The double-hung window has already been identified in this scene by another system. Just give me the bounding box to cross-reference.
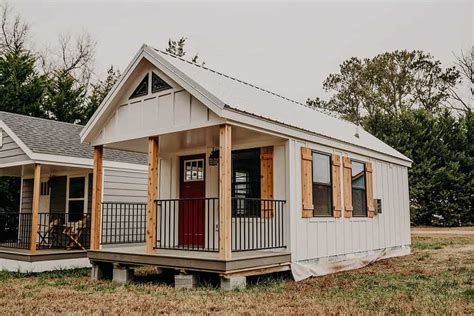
[351,161,367,217]
[231,148,261,217]
[312,152,332,217]
[68,177,85,221]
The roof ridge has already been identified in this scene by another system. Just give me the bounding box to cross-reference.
[154,48,347,122]
[0,111,84,128]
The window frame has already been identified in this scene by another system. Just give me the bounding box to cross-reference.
[231,148,261,218]
[350,159,368,217]
[151,72,172,93]
[129,74,149,99]
[66,175,88,221]
[183,158,205,182]
[311,150,333,217]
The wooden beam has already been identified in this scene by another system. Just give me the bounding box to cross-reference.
[146,137,159,254]
[219,124,232,260]
[91,146,103,250]
[30,163,41,254]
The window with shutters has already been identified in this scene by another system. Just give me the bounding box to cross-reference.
[312,152,333,216]
[231,148,261,217]
[351,160,367,217]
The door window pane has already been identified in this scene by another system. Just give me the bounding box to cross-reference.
[184,159,204,182]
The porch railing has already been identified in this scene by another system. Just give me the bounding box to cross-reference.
[0,211,91,250]
[101,202,147,245]
[0,212,31,249]
[231,198,286,251]
[156,198,220,252]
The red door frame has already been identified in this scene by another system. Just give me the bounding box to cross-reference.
[179,154,206,247]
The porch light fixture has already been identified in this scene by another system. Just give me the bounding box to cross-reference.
[209,148,219,166]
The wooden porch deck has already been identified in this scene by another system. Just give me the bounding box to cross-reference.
[0,247,86,262]
[89,245,291,276]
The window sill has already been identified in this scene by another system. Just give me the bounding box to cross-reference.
[349,217,371,223]
[309,217,336,223]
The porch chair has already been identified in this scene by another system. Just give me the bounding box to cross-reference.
[62,214,90,250]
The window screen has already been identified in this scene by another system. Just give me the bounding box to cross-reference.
[312,152,332,216]
[351,161,367,217]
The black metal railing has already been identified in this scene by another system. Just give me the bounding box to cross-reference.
[37,212,91,250]
[101,202,147,245]
[156,198,219,252]
[0,211,91,250]
[231,198,286,251]
[0,212,31,249]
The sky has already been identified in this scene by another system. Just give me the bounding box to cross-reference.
[12,0,473,103]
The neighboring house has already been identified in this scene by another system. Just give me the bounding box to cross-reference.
[0,111,147,272]
[80,45,412,290]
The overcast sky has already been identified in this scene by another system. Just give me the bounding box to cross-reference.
[13,0,473,102]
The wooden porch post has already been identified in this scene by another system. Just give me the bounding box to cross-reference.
[146,136,159,254]
[30,163,41,254]
[91,146,103,250]
[219,124,232,260]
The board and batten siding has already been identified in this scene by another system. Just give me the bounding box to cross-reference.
[0,129,29,165]
[94,63,223,146]
[291,141,411,262]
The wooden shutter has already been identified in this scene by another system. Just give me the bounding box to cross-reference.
[301,147,313,218]
[365,162,375,218]
[331,154,342,218]
[260,146,274,218]
[342,156,353,217]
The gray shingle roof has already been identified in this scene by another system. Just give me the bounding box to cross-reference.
[0,111,146,165]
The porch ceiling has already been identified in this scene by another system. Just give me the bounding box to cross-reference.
[103,125,286,155]
[0,163,91,177]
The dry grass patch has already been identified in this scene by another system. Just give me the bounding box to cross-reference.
[0,233,473,314]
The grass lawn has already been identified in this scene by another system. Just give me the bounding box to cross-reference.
[0,232,473,314]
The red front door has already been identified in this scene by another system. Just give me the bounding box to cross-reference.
[179,154,206,247]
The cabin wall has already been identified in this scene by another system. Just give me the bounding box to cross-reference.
[93,62,223,146]
[0,129,29,165]
[100,168,148,244]
[291,140,411,262]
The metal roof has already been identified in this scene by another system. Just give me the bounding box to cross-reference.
[152,48,410,162]
[0,111,146,165]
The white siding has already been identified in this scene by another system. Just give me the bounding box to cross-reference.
[94,63,223,146]
[292,141,411,262]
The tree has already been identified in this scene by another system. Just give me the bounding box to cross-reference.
[41,33,96,123]
[0,3,45,116]
[166,37,204,65]
[308,50,461,124]
[81,66,120,124]
[449,48,473,112]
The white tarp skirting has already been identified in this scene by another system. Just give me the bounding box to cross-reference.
[291,245,411,282]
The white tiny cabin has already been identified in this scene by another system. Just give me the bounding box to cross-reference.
[80,45,412,283]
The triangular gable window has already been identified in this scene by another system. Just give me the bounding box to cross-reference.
[152,72,172,93]
[129,74,149,99]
